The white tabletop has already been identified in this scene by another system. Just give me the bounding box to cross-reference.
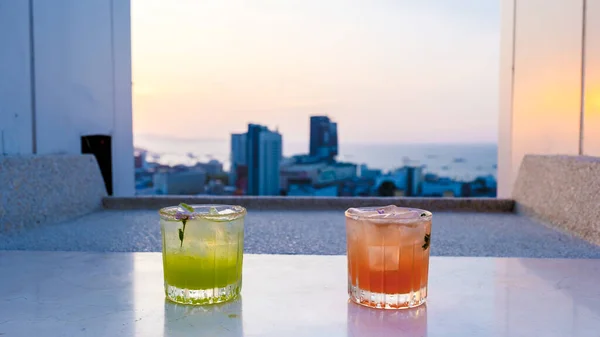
[1,251,600,337]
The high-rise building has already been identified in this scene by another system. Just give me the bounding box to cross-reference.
[230,133,247,186]
[231,133,247,167]
[309,116,338,161]
[246,124,282,196]
[153,169,206,195]
[309,116,327,157]
[330,122,338,157]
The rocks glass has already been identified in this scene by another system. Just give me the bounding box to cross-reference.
[346,205,432,309]
[159,204,246,305]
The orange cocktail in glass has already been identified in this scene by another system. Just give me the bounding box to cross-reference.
[346,205,432,309]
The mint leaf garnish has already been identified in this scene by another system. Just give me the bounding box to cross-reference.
[176,203,194,248]
[180,203,194,213]
[422,233,431,250]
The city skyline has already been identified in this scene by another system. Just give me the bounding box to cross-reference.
[134,132,498,145]
[133,116,497,197]
[131,0,499,144]
[134,115,498,186]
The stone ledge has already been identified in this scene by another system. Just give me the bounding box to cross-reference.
[0,154,107,232]
[513,155,600,245]
[103,196,514,212]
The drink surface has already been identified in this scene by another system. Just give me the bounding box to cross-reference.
[346,206,431,309]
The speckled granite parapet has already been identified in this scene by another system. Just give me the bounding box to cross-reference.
[0,155,107,233]
[513,155,600,245]
[103,196,514,213]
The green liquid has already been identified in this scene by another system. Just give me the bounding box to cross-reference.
[163,252,242,289]
[161,216,244,297]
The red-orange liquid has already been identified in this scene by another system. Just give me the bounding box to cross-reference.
[347,218,431,295]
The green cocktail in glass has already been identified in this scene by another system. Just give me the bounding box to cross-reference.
[159,204,246,305]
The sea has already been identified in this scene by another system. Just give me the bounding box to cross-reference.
[134,134,497,182]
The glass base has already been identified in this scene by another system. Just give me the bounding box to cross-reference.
[165,280,241,305]
[349,283,427,309]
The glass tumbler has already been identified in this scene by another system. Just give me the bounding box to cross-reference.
[159,204,246,305]
[346,205,432,309]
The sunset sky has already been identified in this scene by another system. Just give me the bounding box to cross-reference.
[131,0,499,144]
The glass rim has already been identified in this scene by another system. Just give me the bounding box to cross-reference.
[345,205,432,224]
[159,204,247,221]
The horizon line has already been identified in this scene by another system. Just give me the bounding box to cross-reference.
[134,133,498,146]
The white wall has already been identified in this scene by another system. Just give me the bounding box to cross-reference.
[33,0,115,154]
[499,0,586,197]
[0,1,33,155]
[0,0,134,196]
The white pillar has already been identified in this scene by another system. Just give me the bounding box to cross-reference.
[498,0,516,198]
[499,0,585,197]
[583,0,600,156]
[111,0,135,196]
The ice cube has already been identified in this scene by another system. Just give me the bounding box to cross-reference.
[213,225,227,242]
[347,205,427,223]
[218,208,236,215]
[368,246,401,271]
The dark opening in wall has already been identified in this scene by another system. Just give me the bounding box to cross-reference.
[81,135,113,195]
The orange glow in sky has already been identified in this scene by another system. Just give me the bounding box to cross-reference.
[131,0,499,144]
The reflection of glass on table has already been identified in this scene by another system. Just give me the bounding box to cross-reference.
[347,301,428,337]
[163,298,243,337]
